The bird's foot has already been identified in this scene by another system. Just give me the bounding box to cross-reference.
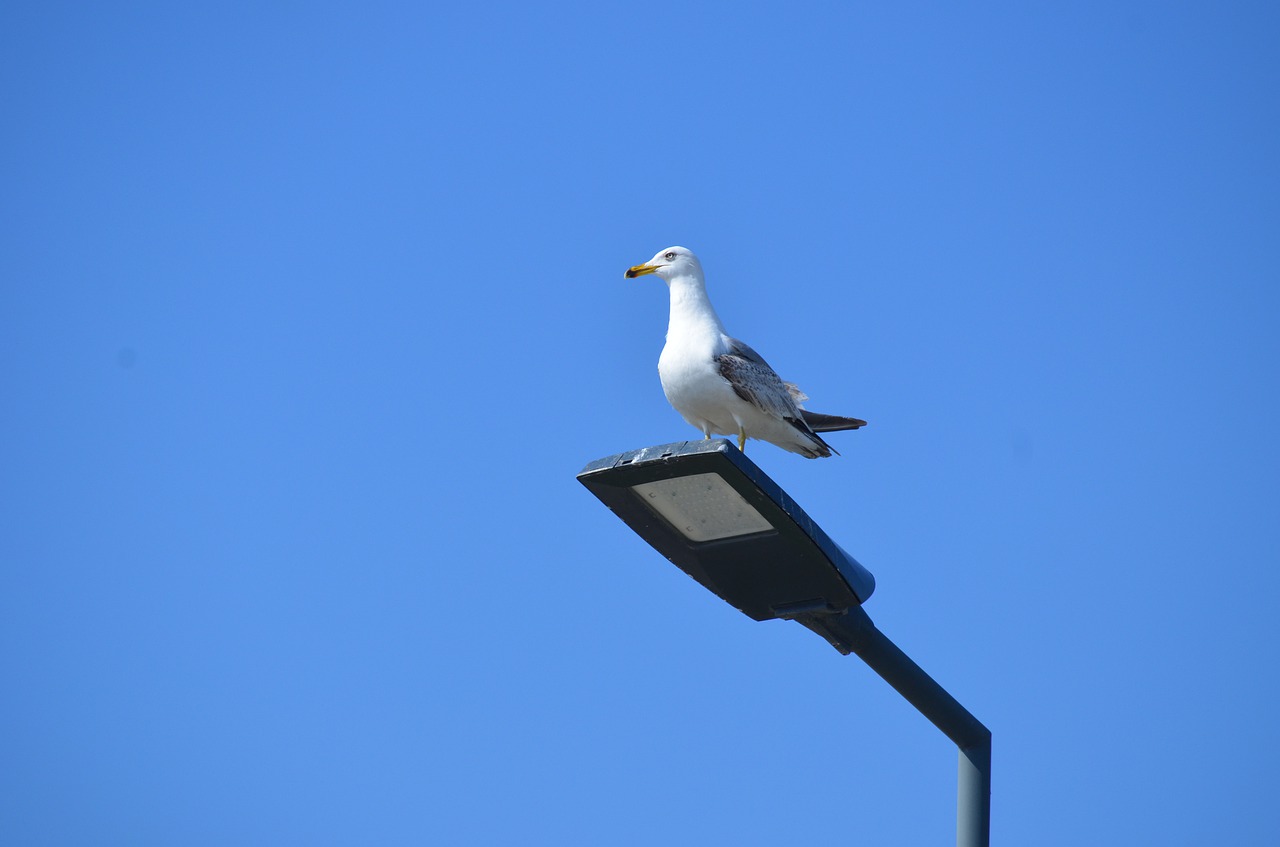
[737,427,746,453]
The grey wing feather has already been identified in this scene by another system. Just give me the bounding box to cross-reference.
[783,382,809,406]
[723,336,868,435]
[717,337,806,421]
[725,337,772,367]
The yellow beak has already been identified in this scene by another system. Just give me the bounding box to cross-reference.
[625,262,661,279]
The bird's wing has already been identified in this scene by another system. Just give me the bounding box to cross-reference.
[725,337,867,431]
[716,337,807,423]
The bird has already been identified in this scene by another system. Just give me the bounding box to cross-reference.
[625,245,866,459]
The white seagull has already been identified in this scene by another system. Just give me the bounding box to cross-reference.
[626,245,866,459]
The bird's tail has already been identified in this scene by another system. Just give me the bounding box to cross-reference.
[800,411,868,432]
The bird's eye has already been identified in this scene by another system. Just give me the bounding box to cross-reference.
[664,251,676,260]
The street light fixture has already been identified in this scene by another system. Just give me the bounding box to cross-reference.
[578,439,992,847]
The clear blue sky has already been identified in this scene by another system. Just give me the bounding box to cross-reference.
[3,2,1278,844]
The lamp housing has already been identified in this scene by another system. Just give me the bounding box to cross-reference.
[577,439,874,621]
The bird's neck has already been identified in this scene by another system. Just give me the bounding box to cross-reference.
[666,275,726,346]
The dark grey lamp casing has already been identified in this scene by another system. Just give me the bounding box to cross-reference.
[576,439,875,621]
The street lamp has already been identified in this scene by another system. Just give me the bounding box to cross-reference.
[578,439,992,847]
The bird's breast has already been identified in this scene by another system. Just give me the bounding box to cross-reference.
[658,337,739,421]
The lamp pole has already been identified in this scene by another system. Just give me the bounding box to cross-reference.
[578,439,991,846]
[795,606,991,847]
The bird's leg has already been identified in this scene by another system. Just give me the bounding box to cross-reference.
[737,426,747,453]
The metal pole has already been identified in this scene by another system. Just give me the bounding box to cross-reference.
[957,741,992,847]
[796,606,991,847]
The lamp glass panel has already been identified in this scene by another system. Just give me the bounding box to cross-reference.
[631,472,774,542]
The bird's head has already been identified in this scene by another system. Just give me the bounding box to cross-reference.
[625,246,702,282]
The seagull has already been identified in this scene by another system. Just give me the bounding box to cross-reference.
[626,246,866,459]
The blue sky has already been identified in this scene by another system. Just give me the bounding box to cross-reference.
[3,2,1278,844]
